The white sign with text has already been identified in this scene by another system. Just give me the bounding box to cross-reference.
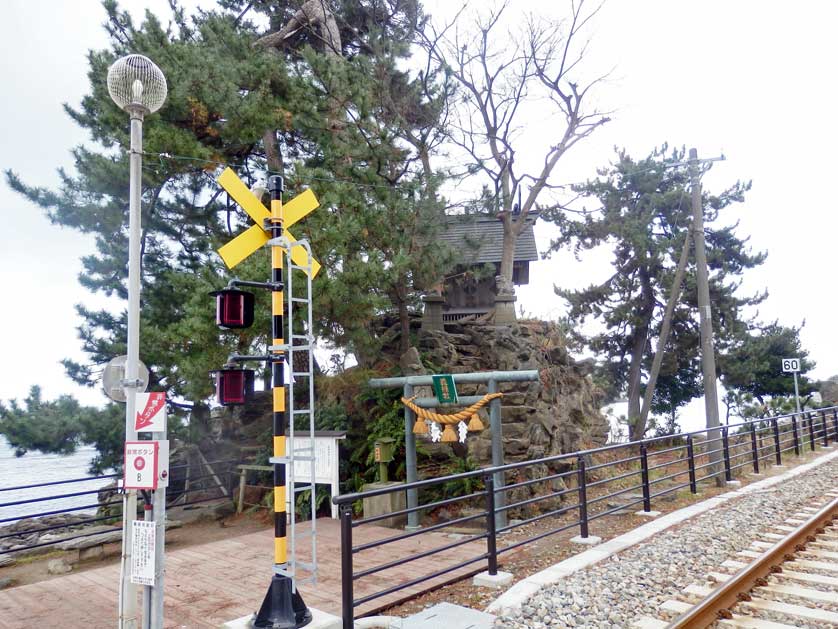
[124,441,159,490]
[135,392,167,433]
[130,520,156,586]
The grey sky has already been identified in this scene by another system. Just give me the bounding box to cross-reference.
[1,1,836,432]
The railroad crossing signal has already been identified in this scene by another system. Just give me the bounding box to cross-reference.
[216,167,321,275]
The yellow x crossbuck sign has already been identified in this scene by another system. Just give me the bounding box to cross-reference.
[216,167,321,277]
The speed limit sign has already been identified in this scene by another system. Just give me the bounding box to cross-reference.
[782,357,801,373]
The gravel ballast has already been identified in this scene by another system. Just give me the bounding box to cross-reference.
[493,452,838,628]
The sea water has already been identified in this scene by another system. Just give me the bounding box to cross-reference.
[0,436,112,524]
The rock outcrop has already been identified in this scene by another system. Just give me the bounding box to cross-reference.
[416,319,609,467]
[820,376,838,406]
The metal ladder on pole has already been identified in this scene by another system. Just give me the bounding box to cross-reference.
[271,237,318,589]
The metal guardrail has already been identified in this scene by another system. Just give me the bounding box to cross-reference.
[332,407,838,628]
[0,458,239,556]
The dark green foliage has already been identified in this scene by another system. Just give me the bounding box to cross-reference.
[354,388,405,483]
[0,386,178,474]
[720,322,816,420]
[295,486,332,521]
[2,0,455,463]
[549,146,766,439]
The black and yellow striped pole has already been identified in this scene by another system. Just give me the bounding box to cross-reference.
[254,175,311,628]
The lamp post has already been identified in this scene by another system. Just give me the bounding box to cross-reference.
[107,54,167,629]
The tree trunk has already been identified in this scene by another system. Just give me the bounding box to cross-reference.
[189,402,212,440]
[393,277,411,354]
[627,330,648,441]
[398,298,410,354]
[499,215,519,281]
[263,129,283,173]
[628,266,655,441]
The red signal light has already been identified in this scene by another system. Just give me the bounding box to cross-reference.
[211,367,255,405]
[210,289,255,329]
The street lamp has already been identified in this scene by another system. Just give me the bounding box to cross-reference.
[107,54,167,629]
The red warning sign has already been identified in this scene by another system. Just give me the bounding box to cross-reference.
[124,441,159,490]
[135,392,167,433]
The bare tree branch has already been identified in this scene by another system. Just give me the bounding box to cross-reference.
[420,0,611,282]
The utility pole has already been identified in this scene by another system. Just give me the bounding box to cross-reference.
[689,148,723,484]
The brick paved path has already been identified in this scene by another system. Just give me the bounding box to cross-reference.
[0,518,495,628]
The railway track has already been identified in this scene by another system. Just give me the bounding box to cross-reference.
[633,491,838,629]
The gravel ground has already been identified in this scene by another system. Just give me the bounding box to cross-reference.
[494,453,838,629]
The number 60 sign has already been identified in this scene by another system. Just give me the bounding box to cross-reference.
[781,357,801,373]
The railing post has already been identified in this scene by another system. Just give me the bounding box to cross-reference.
[686,436,697,493]
[772,417,782,465]
[576,454,589,539]
[339,503,354,629]
[791,414,800,456]
[403,382,420,530]
[639,442,651,512]
[808,412,816,451]
[484,473,498,576]
[822,411,829,446]
[488,379,507,530]
[236,466,246,514]
[722,426,732,482]
[833,409,838,443]
[749,422,760,474]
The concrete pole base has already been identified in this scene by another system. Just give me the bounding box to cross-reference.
[473,570,514,589]
[224,607,340,629]
[570,535,602,546]
[634,510,661,518]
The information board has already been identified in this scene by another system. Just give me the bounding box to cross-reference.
[130,520,156,586]
[283,432,345,518]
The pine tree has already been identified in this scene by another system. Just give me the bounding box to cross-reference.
[2,0,452,462]
[550,146,767,439]
[0,386,130,474]
[719,322,816,420]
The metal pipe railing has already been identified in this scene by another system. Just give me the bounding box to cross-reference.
[328,404,838,626]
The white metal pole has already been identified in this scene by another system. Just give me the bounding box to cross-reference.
[793,371,802,414]
[150,429,166,629]
[142,502,152,626]
[119,110,144,629]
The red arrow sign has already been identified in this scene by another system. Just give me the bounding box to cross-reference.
[136,392,166,431]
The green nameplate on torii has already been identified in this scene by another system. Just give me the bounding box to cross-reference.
[432,374,458,404]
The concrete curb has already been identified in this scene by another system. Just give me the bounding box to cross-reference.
[486,447,838,616]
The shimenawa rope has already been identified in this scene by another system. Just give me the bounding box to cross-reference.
[401,392,503,441]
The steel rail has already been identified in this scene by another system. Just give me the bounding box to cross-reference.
[667,494,838,628]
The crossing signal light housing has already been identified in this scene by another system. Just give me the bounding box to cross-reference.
[212,366,255,406]
[210,288,255,329]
